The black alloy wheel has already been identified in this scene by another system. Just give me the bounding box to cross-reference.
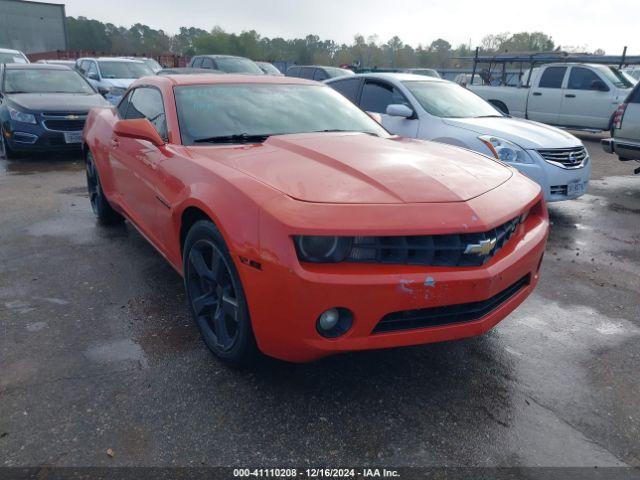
[183,221,257,365]
[85,150,124,225]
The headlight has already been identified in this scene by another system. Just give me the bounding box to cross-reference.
[8,106,36,124]
[294,236,352,263]
[478,135,532,164]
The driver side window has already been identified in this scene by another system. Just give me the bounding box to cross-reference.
[360,81,410,114]
[126,87,168,140]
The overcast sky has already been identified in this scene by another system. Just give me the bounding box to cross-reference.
[59,0,637,54]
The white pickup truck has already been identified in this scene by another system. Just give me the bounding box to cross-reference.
[469,63,634,131]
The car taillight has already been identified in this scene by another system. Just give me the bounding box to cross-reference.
[613,103,627,129]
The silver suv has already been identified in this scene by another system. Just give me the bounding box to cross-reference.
[602,83,640,174]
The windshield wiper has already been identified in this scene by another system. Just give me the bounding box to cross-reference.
[310,129,380,137]
[193,133,271,144]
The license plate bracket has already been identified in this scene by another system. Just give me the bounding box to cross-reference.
[567,180,584,196]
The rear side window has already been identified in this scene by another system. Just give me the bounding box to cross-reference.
[202,58,215,69]
[286,66,300,77]
[313,69,329,81]
[117,90,132,118]
[329,78,361,103]
[628,85,640,104]
[568,67,604,90]
[299,67,315,80]
[538,67,567,88]
[125,87,167,140]
[360,81,410,114]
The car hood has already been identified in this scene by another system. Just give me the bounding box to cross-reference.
[442,116,581,149]
[195,132,513,204]
[101,78,135,89]
[8,93,110,113]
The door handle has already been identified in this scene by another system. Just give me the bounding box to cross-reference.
[565,94,576,98]
[532,92,542,96]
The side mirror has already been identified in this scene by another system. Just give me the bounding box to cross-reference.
[367,111,382,124]
[114,119,165,147]
[97,86,109,98]
[591,79,609,91]
[88,72,99,81]
[386,104,414,118]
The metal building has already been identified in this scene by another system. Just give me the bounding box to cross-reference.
[0,0,67,54]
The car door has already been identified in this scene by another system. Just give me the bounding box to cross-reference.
[559,66,613,129]
[616,85,640,159]
[110,86,168,245]
[358,79,419,137]
[527,66,567,125]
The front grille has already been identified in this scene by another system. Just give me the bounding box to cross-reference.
[537,146,588,169]
[373,274,530,334]
[346,216,521,267]
[43,119,86,132]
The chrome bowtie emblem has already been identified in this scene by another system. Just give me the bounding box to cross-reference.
[464,238,497,256]
[66,114,79,120]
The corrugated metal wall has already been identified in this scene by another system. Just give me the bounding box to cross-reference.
[0,0,67,54]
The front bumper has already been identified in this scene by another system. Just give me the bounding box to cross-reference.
[515,150,591,202]
[240,178,548,362]
[6,129,83,153]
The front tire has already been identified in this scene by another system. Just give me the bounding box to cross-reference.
[85,150,124,225]
[0,131,18,160]
[183,220,258,366]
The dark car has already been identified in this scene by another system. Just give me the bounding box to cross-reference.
[286,65,354,81]
[156,67,225,76]
[187,55,264,74]
[0,64,110,159]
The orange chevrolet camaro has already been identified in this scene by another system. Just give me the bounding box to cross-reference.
[83,74,548,364]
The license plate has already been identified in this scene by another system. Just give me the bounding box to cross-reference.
[567,180,585,196]
[64,131,83,144]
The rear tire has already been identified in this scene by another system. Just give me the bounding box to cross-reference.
[183,220,258,366]
[85,150,124,225]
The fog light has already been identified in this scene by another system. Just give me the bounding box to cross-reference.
[316,307,353,338]
[318,308,339,331]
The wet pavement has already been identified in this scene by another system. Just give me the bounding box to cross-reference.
[0,135,639,468]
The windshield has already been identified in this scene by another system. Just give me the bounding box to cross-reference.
[143,58,162,72]
[174,83,388,145]
[324,67,354,78]
[4,68,95,94]
[214,57,263,74]
[98,61,153,79]
[596,66,634,89]
[0,52,28,64]
[403,81,501,118]
[258,62,281,75]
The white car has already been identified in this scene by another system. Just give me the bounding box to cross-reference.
[75,57,154,104]
[326,73,591,202]
[602,81,640,171]
[468,63,633,131]
[0,48,29,64]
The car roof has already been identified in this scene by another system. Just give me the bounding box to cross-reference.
[79,57,146,63]
[193,54,247,59]
[3,63,72,71]
[0,48,23,54]
[328,72,447,83]
[135,74,318,88]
